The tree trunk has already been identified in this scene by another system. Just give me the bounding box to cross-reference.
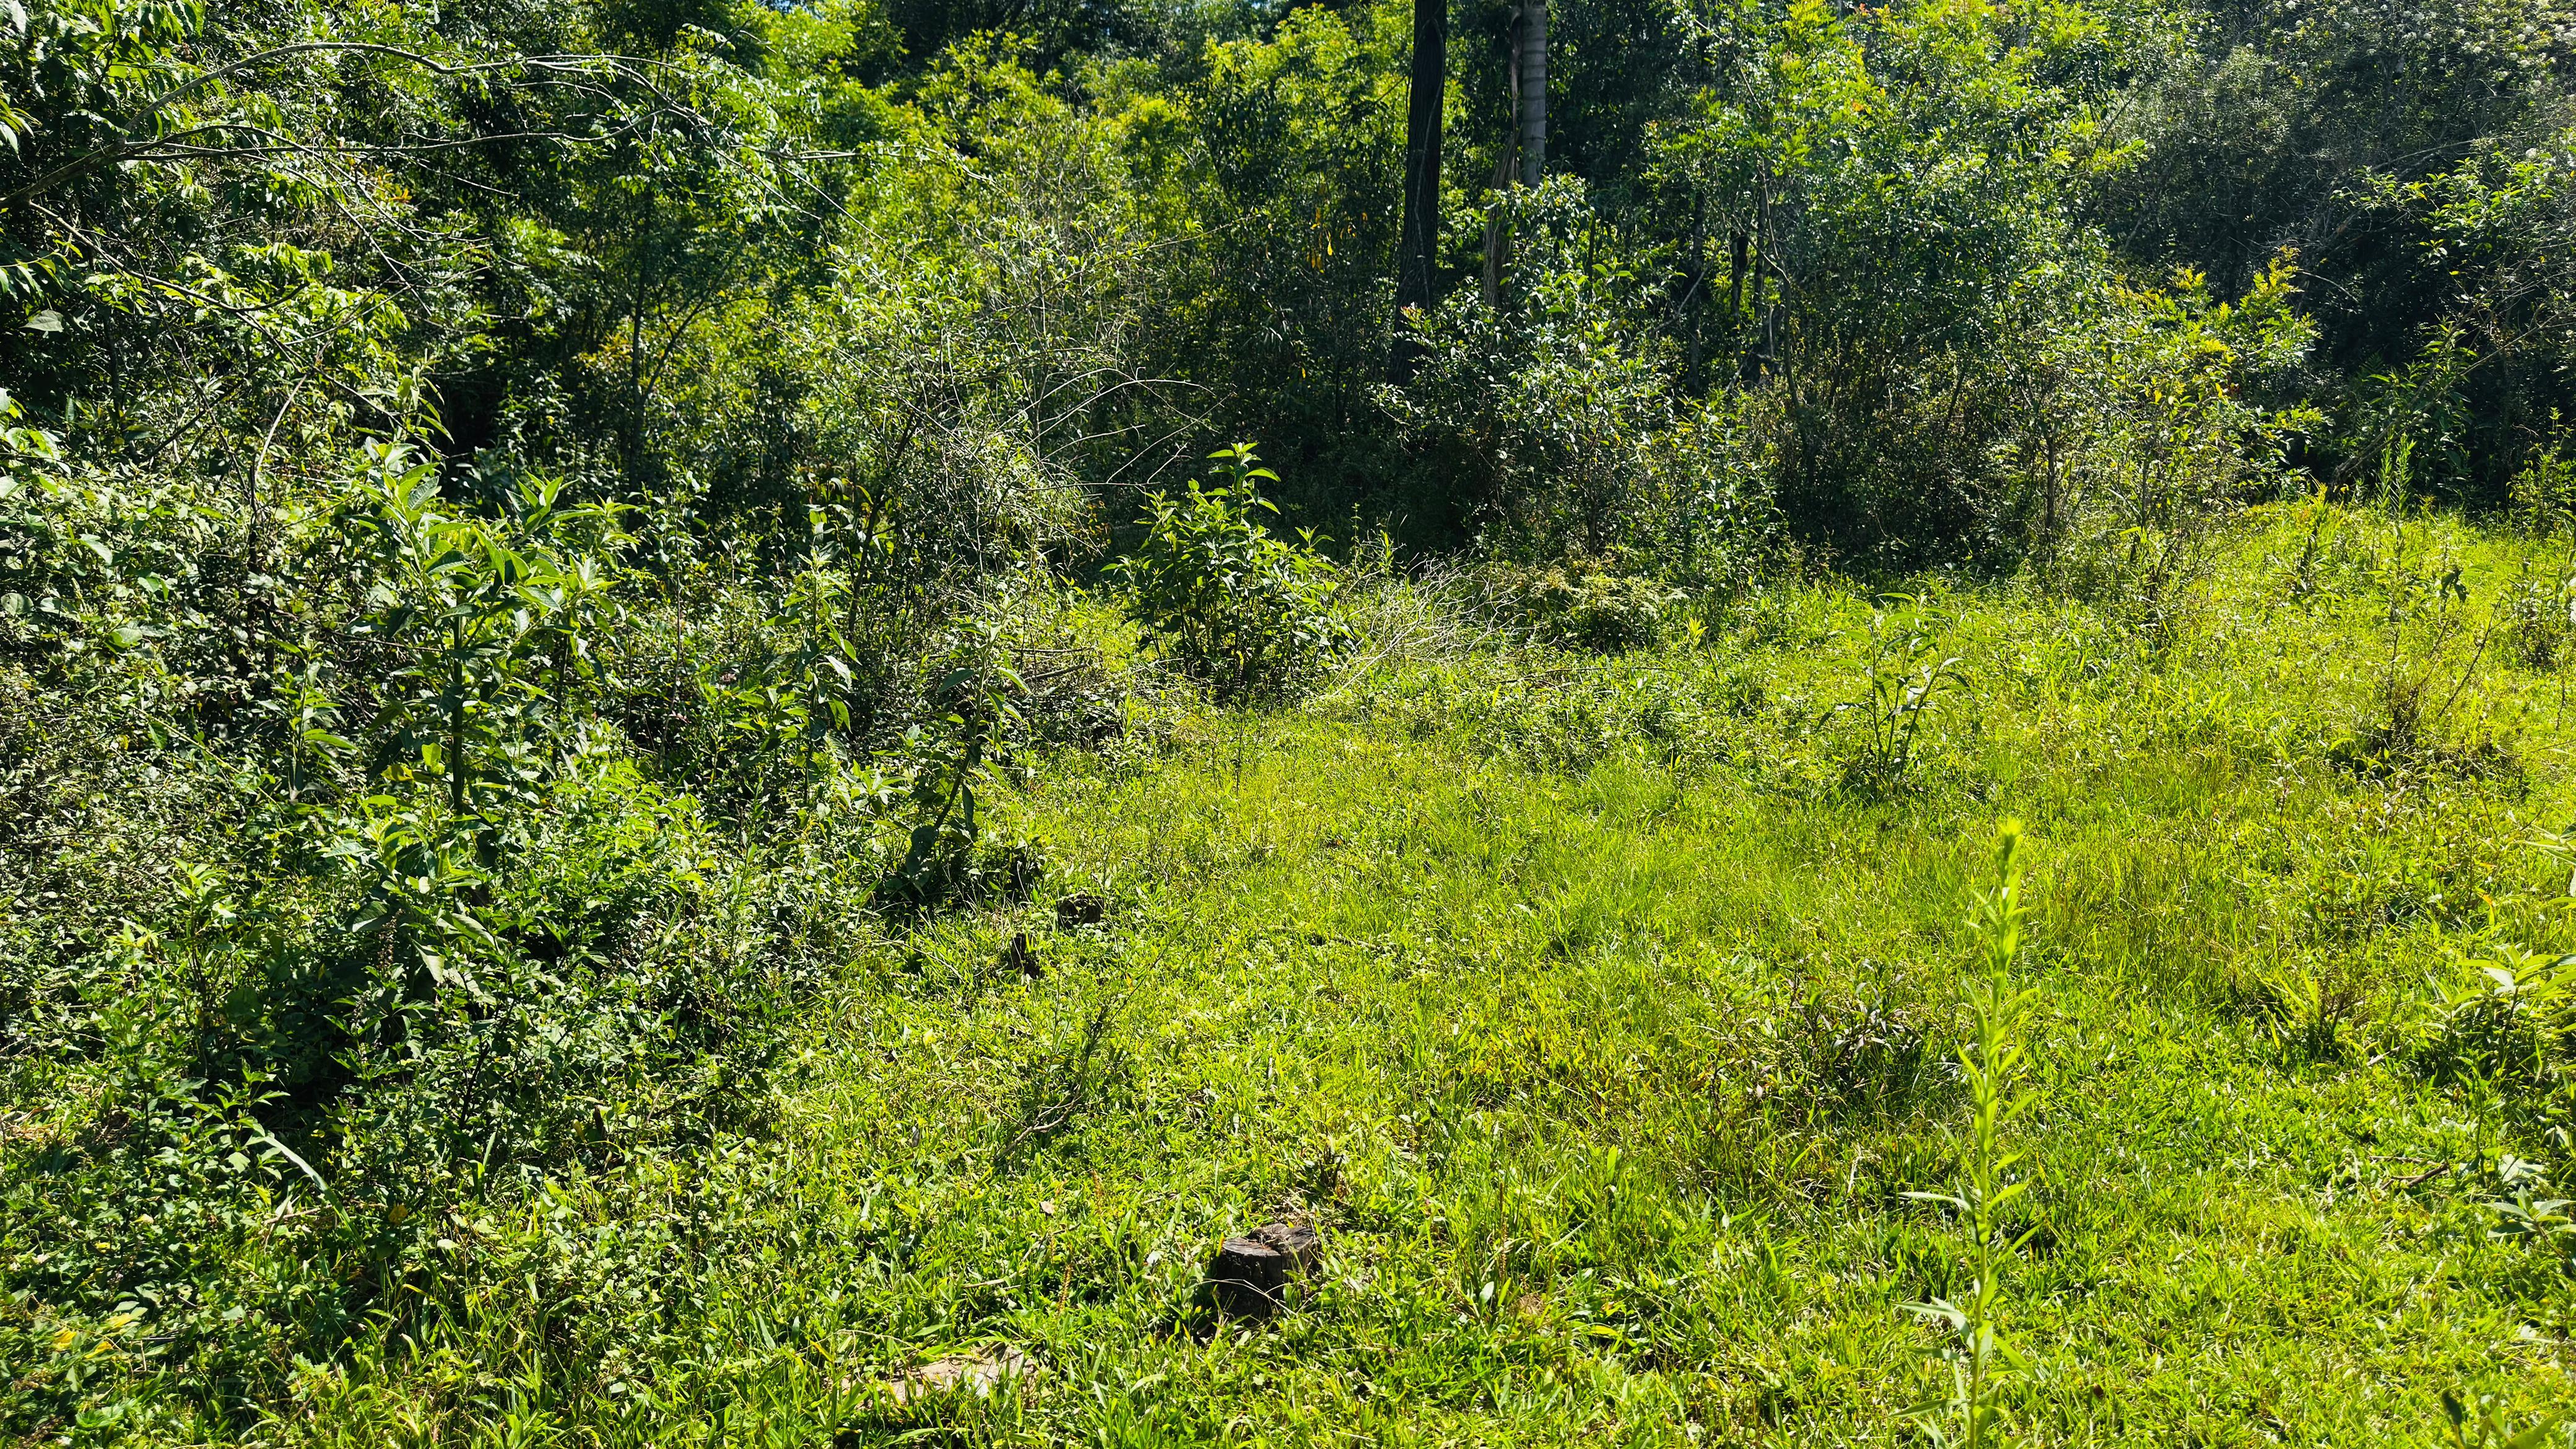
[1481,9,1525,307]
[1479,144,1515,306]
[1516,0,1546,185]
[1684,196,1707,391]
[1390,0,1447,381]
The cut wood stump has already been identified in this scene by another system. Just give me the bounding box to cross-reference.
[1002,931,1040,979]
[1055,892,1108,929]
[1208,1216,1322,1317]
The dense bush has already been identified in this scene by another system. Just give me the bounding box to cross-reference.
[1178,6,1416,517]
[1397,178,1773,574]
[1634,0,2138,565]
[1116,446,1354,703]
[2103,0,2576,500]
[1489,559,1683,653]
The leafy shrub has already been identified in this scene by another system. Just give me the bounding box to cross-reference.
[1116,444,1352,704]
[1710,663,1768,718]
[2039,259,2321,630]
[0,413,965,1432]
[1183,7,1412,513]
[2416,944,2575,1104]
[2504,565,2575,672]
[979,572,1185,751]
[601,587,887,820]
[1491,561,1682,653]
[1395,179,1772,576]
[2508,427,2576,536]
[1648,1,2126,568]
[874,627,1046,915]
[2330,549,2525,786]
[0,742,833,1434]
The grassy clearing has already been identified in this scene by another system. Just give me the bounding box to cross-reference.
[188,505,2576,1442]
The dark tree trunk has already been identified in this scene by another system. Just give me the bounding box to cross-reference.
[1516,0,1546,185]
[1481,9,1524,307]
[1391,0,1447,382]
[1480,0,1546,305]
[1480,142,1514,307]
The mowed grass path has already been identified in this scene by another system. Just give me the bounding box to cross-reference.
[653,508,2574,1446]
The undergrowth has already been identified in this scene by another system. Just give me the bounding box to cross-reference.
[12,503,2576,1445]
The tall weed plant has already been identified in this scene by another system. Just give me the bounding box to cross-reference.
[1906,821,2042,1448]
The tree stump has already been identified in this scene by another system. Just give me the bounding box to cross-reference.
[1208,1216,1322,1317]
[1055,892,1108,929]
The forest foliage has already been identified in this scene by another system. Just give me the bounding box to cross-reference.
[4,0,2576,1438]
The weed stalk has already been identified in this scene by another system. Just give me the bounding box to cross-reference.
[1906,820,2041,1448]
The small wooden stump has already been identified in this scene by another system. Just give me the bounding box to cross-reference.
[1208,1216,1322,1318]
[1055,892,1108,929]
[1002,931,1040,980]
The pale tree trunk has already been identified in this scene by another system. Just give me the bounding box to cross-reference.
[1482,0,1546,305]
[1391,0,1447,381]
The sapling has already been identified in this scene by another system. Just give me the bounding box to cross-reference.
[1828,596,1964,796]
[1905,820,2042,1449]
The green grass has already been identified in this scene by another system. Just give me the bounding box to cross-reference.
[152,505,2576,1442]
